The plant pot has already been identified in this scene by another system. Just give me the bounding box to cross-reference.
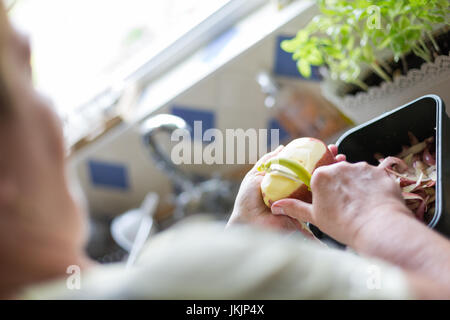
[321,54,450,124]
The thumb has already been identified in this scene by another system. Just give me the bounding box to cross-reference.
[271,199,313,223]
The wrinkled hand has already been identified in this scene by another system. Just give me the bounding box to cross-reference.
[226,144,345,233]
[226,146,300,231]
[271,160,412,246]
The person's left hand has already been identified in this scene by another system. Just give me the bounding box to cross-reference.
[226,145,301,231]
[226,144,345,233]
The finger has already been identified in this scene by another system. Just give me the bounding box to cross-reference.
[335,154,346,162]
[328,144,347,163]
[250,145,284,174]
[271,199,313,223]
[328,144,338,157]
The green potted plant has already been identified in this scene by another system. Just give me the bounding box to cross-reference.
[281,0,450,123]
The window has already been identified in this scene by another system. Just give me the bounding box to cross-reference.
[9,0,233,115]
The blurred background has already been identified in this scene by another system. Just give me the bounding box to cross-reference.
[8,0,449,263]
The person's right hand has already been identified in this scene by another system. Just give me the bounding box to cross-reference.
[270,161,413,246]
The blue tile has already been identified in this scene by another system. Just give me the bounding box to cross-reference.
[88,160,129,190]
[202,27,238,62]
[171,106,215,141]
[268,118,290,146]
[273,35,322,80]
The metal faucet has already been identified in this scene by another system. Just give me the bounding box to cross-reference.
[140,114,238,225]
[140,114,195,193]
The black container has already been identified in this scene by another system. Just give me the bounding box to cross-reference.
[310,95,450,245]
[334,94,450,236]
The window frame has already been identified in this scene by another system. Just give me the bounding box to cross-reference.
[75,0,266,116]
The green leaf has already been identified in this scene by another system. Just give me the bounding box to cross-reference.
[296,30,309,42]
[362,45,374,61]
[280,39,298,53]
[378,36,391,49]
[307,47,324,66]
[399,16,410,30]
[323,46,345,59]
[405,29,421,41]
[297,59,312,78]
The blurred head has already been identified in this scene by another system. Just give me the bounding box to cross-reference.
[0,2,88,297]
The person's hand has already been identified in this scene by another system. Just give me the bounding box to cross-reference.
[226,144,345,233]
[270,161,413,246]
[327,144,346,162]
[226,145,302,231]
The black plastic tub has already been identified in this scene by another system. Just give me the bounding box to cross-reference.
[336,94,450,235]
[310,95,450,245]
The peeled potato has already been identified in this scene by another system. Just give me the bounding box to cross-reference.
[260,137,335,207]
